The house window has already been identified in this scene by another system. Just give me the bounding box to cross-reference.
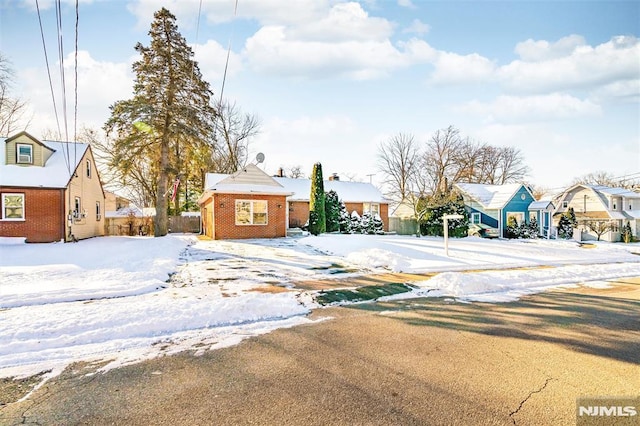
[612,201,617,210]
[1,193,25,220]
[96,201,101,221]
[235,200,267,225]
[529,211,537,222]
[562,201,568,209]
[74,197,81,219]
[16,144,33,164]
[86,160,91,178]
[506,212,524,225]
[363,202,380,217]
[471,212,481,224]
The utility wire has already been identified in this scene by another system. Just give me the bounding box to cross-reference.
[35,0,63,141]
[219,0,238,104]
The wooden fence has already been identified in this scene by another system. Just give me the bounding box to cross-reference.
[168,216,201,234]
[105,215,200,236]
[388,217,418,235]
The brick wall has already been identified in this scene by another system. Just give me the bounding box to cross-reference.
[0,187,65,242]
[288,201,310,228]
[212,193,288,239]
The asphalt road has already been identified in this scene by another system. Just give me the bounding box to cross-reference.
[1,279,639,425]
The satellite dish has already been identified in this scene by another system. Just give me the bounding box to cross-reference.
[256,152,265,164]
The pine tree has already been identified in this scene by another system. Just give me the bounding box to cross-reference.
[350,211,362,234]
[361,211,373,234]
[558,212,574,239]
[372,214,384,234]
[621,221,633,243]
[419,192,468,237]
[324,190,341,233]
[308,163,326,235]
[104,8,215,236]
[505,216,520,239]
[338,201,351,233]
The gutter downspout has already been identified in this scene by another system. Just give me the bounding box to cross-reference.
[499,208,503,238]
[60,189,66,242]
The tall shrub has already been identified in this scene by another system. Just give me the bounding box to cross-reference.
[308,163,326,235]
[325,190,340,233]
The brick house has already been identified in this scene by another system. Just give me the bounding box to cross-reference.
[0,131,105,243]
[199,164,293,240]
[275,173,390,232]
[200,167,389,239]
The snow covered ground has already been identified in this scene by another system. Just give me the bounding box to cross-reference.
[1,234,639,383]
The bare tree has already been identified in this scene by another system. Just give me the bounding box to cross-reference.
[210,98,261,173]
[573,171,639,189]
[422,125,468,194]
[377,133,421,201]
[583,220,614,241]
[287,165,305,179]
[495,146,529,184]
[0,54,31,136]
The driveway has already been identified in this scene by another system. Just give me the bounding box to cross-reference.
[1,278,638,425]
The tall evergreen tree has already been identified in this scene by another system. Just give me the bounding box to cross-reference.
[308,163,326,235]
[104,8,216,236]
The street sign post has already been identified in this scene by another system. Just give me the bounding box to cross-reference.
[443,214,464,257]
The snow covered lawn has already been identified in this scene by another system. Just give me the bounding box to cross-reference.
[1,234,639,382]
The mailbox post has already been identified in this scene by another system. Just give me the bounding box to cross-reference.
[443,214,463,257]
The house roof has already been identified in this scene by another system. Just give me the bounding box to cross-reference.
[1,136,89,189]
[529,200,554,210]
[587,184,640,199]
[203,168,388,203]
[455,183,529,210]
[274,176,388,203]
[203,164,292,196]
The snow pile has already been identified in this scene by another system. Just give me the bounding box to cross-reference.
[1,233,638,381]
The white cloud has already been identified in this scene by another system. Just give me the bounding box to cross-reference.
[514,34,586,62]
[458,94,602,124]
[244,26,411,79]
[20,51,134,138]
[287,2,394,42]
[193,40,243,84]
[429,52,496,85]
[403,19,430,35]
[397,0,416,9]
[252,115,375,180]
[500,35,640,94]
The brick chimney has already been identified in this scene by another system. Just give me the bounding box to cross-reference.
[329,173,339,181]
[276,167,284,177]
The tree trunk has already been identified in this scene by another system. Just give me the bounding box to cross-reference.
[155,137,170,237]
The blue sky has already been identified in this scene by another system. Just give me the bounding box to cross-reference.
[1,0,639,190]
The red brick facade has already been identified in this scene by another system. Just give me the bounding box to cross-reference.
[203,193,288,240]
[0,187,65,243]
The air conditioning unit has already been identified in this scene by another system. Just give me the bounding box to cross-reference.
[18,154,31,163]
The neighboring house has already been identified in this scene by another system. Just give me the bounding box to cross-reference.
[274,173,390,232]
[553,184,640,242]
[456,183,548,238]
[0,131,105,242]
[199,167,389,240]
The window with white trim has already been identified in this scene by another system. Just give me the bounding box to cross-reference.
[235,200,267,225]
[471,212,481,224]
[363,202,380,217]
[96,201,101,221]
[86,160,91,178]
[506,212,524,226]
[529,211,537,222]
[16,144,33,164]
[1,193,25,220]
[74,197,81,219]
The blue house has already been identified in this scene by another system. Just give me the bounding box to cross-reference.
[455,183,550,238]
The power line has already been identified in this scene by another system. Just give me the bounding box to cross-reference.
[219,0,238,104]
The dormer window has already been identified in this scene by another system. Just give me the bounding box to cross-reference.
[17,144,33,164]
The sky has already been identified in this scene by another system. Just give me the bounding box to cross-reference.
[1,233,639,381]
[1,0,639,191]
